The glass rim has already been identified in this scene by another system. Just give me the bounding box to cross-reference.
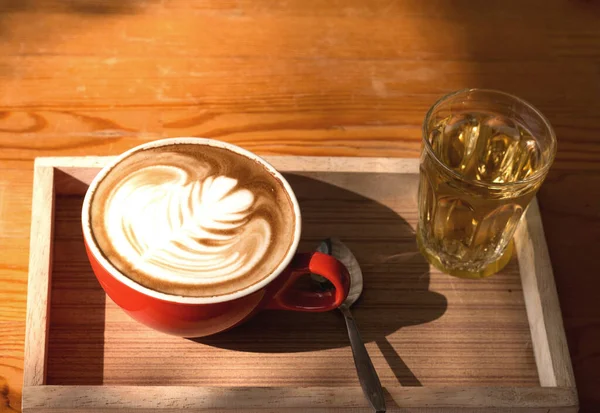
[421,88,557,188]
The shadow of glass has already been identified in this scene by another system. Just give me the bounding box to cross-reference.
[194,172,447,386]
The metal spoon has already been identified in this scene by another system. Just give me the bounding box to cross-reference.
[314,238,386,413]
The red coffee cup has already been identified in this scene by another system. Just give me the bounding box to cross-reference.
[81,138,351,337]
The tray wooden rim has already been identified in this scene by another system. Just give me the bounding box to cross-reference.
[23,156,578,412]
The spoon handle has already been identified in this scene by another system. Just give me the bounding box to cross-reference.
[340,305,386,412]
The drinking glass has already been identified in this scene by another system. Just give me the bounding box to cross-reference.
[416,89,557,278]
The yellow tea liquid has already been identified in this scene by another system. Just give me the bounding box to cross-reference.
[417,112,543,278]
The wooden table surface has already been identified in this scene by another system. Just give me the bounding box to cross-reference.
[1,1,599,412]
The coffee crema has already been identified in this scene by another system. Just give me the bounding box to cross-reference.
[89,143,296,297]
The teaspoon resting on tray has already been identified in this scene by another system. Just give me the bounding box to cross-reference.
[313,238,386,413]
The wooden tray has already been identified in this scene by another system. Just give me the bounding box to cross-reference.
[23,156,577,413]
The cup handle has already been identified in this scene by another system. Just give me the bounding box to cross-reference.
[264,252,351,311]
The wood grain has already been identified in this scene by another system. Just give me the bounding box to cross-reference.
[22,385,578,413]
[515,199,576,389]
[22,165,54,388]
[1,0,599,412]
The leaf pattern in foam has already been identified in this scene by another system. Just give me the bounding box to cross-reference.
[105,165,271,284]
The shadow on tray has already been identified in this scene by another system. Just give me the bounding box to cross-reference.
[194,172,448,387]
[46,196,107,385]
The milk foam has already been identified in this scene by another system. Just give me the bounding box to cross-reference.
[104,165,272,286]
[90,144,296,297]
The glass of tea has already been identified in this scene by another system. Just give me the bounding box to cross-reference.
[416,89,557,278]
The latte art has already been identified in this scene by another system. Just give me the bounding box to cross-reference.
[90,143,296,297]
[107,166,271,285]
